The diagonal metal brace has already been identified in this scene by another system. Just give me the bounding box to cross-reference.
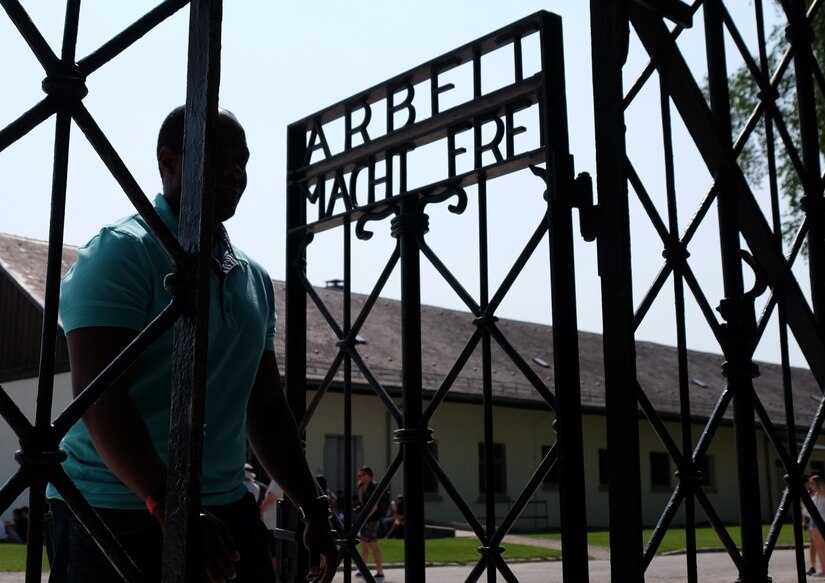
[631,0,693,28]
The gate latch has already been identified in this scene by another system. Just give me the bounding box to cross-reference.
[573,172,600,243]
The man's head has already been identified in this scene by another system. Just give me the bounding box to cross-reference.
[357,465,373,486]
[157,105,250,224]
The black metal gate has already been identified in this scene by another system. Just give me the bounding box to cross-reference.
[3,0,825,581]
[285,11,590,582]
[591,1,825,581]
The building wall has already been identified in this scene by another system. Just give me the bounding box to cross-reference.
[0,373,73,521]
[303,391,825,531]
[1,376,823,532]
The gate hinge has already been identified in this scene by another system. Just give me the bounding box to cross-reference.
[572,172,600,243]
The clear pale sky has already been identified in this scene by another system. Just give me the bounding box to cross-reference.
[0,1,809,368]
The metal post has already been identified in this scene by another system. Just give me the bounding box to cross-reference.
[540,12,590,582]
[162,0,222,580]
[590,1,645,581]
[393,198,426,581]
[285,124,311,579]
[703,1,768,581]
[787,0,825,324]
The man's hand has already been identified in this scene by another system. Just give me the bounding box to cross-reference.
[200,509,241,582]
[303,517,338,583]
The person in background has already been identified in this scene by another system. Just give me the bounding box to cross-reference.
[355,466,385,580]
[808,475,825,577]
[386,495,405,539]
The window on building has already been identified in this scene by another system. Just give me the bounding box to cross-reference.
[423,441,440,494]
[479,442,507,495]
[541,445,560,484]
[598,449,609,486]
[650,452,671,487]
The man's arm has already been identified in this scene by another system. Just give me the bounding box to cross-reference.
[66,327,167,501]
[246,350,337,582]
[68,326,242,582]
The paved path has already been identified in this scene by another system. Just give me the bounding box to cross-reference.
[331,547,809,582]
[1,547,811,582]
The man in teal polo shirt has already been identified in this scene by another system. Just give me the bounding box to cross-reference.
[45,107,336,583]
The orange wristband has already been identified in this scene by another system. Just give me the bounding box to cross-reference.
[145,483,167,515]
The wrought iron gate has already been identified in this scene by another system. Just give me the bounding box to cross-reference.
[3,0,825,581]
[591,0,825,581]
[285,11,590,582]
[0,0,223,581]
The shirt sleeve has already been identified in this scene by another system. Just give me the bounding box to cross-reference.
[60,227,155,333]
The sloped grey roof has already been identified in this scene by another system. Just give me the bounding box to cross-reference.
[291,282,822,427]
[0,233,77,310]
[1,232,820,428]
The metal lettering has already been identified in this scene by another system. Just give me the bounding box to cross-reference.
[474,114,505,168]
[387,80,416,132]
[305,118,332,165]
[345,102,372,149]
[430,59,459,115]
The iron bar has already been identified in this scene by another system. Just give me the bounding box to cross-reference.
[50,467,145,582]
[298,350,345,433]
[660,58,698,582]
[702,3,767,579]
[0,386,35,444]
[342,219,353,582]
[0,97,55,154]
[24,479,46,583]
[78,0,190,74]
[755,0,807,571]
[489,444,559,548]
[35,100,72,432]
[786,0,825,324]
[486,211,548,315]
[478,174,496,583]
[346,350,403,424]
[418,236,481,314]
[636,383,686,466]
[0,0,60,73]
[0,470,28,522]
[629,0,825,395]
[161,0,222,580]
[694,486,746,571]
[395,196,426,581]
[52,298,183,436]
[71,103,187,266]
[590,1,645,580]
[486,325,557,410]
[421,328,482,425]
[421,447,486,538]
[642,484,685,567]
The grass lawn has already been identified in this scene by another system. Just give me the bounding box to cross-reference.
[0,539,559,572]
[0,544,48,572]
[532,524,801,555]
[377,537,560,565]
